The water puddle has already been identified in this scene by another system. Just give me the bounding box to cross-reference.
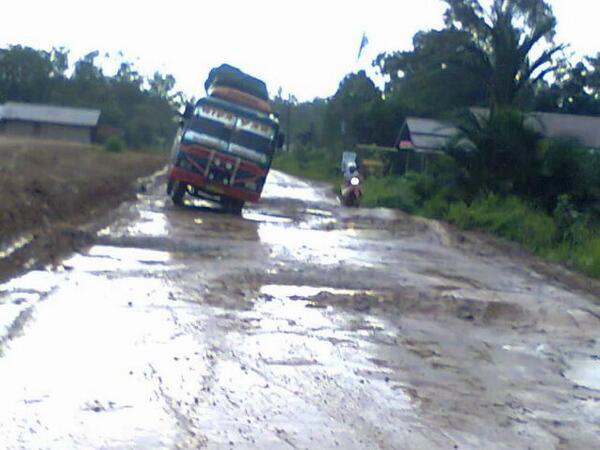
[0,273,181,447]
[63,246,170,273]
[0,270,60,295]
[565,358,600,391]
[0,270,63,346]
[242,211,293,224]
[0,234,34,259]
[261,284,375,300]
[126,210,168,237]
[305,208,333,217]
[262,171,338,205]
[257,223,376,266]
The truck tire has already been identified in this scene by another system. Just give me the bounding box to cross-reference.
[170,181,186,206]
[222,198,244,215]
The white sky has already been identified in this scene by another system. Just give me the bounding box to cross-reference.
[0,0,598,101]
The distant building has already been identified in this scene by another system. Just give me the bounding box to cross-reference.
[394,110,600,173]
[393,117,459,172]
[0,102,101,144]
[395,117,459,155]
[470,108,600,152]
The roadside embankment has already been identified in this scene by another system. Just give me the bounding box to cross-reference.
[0,138,166,279]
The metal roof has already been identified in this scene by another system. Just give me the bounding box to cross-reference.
[470,108,600,149]
[529,112,600,149]
[0,102,100,127]
[398,110,600,154]
[397,117,459,154]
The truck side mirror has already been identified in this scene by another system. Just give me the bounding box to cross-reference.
[276,133,285,149]
[182,103,194,120]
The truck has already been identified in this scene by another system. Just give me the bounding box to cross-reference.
[167,65,284,214]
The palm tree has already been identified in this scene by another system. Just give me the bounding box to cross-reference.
[444,0,566,109]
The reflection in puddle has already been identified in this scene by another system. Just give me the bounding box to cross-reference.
[127,210,168,237]
[64,246,170,273]
[258,223,379,267]
[0,274,180,447]
[305,208,333,217]
[243,211,292,224]
[0,270,60,295]
[565,358,600,391]
[261,284,375,299]
[262,171,338,205]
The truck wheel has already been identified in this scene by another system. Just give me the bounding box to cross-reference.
[170,181,186,206]
[222,198,244,215]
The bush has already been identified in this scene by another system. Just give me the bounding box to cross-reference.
[361,175,421,213]
[421,194,450,219]
[575,236,600,278]
[104,135,125,153]
[444,194,557,251]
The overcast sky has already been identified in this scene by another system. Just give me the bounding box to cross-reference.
[1,0,598,101]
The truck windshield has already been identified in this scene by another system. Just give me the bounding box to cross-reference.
[185,99,277,167]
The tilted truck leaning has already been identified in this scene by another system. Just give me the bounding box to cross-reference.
[167,65,283,213]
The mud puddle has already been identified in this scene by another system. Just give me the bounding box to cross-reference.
[261,284,377,299]
[63,245,171,273]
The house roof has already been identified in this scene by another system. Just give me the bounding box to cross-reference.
[397,110,600,155]
[0,102,100,127]
[471,108,600,149]
[529,111,600,149]
[396,117,459,154]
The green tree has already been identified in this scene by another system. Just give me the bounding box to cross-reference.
[443,0,565,109]
[535,55,600,115]
[0,46,53,102]
[448,109,542,198]
[0,45,178,150]
[324,70,382,146]
[374,29,488,116]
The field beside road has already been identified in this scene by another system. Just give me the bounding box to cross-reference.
[0,138,166,278]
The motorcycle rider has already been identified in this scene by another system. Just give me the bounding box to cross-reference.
[343,162,361,184]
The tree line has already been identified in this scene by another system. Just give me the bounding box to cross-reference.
[0,46,180,149]
[276,0,600,151]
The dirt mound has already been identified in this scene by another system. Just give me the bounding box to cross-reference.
[0,138,166,279]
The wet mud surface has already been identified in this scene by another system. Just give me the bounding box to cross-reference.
[0,170,599,449]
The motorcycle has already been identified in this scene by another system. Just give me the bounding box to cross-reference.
[340,174,362,207]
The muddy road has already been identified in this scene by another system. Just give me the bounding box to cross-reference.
[0,171,598,449]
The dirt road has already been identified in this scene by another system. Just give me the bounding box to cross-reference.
[0,171,598,449]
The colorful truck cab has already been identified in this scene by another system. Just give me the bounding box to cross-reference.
[167,66,282,213]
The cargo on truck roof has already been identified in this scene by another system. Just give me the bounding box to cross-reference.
[205,64,269,102]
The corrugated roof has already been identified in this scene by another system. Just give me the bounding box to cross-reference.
[401,117,459,153]
[470,107,600,149]
[529,112,600,149]
[0,102,100,127]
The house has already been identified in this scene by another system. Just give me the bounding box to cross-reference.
[0,102,101,144]
[470,108,600,152]
[394,110,600,173]
[394,117,459,172]
[395,117,459,154]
